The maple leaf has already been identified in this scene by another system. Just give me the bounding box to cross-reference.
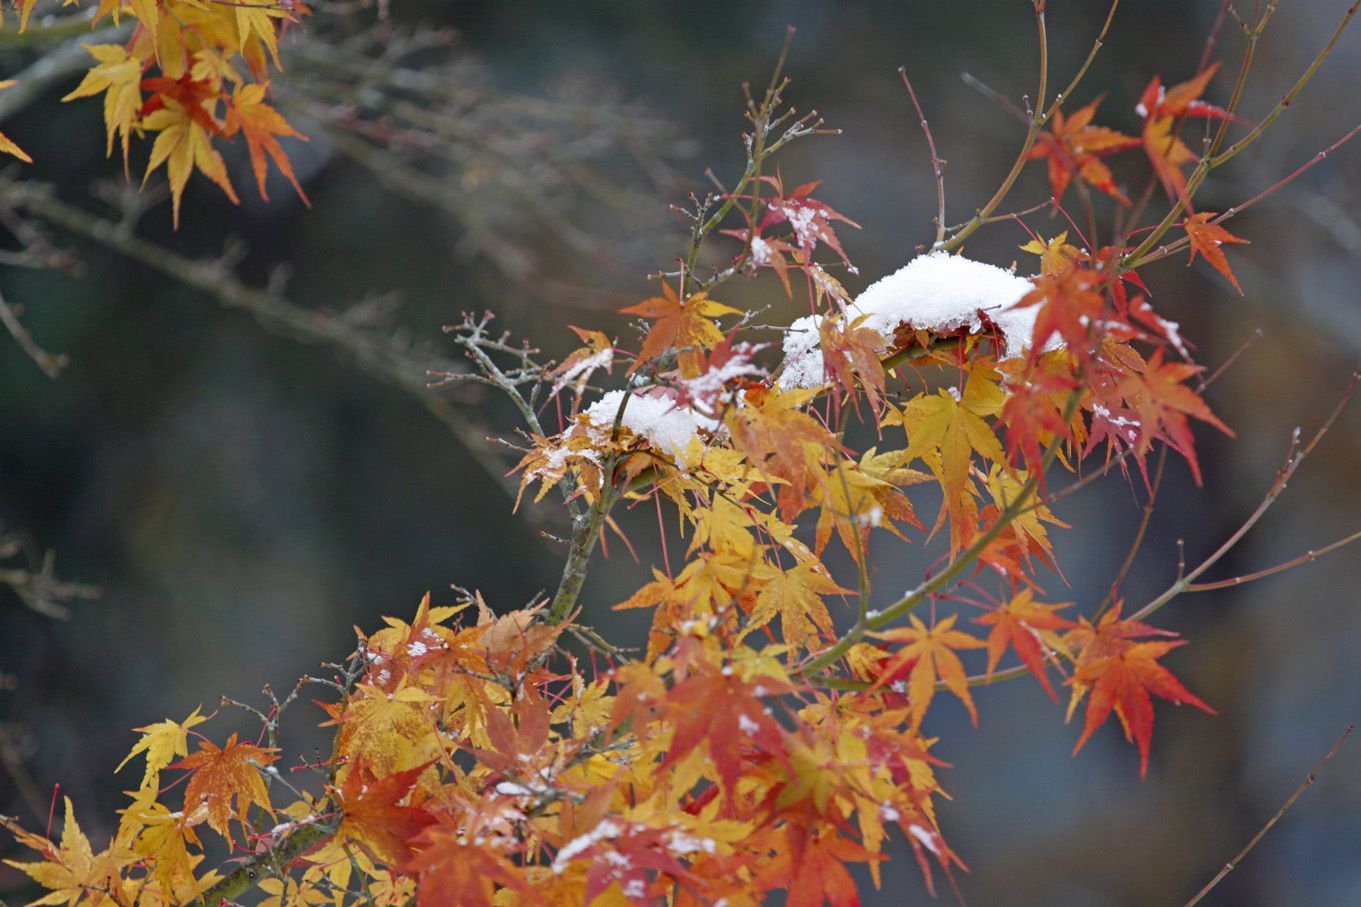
[871,614,986,727]
[621,283,741,378]
[0,81,33,163]
[169,732,278,846]
[1027,97,1139,204]
[1066,606,1215,778]
[405,817,539,907]
[771,825,875,907]
[818,316,887,410]
[973,591,1074,700]
[662,666,789,793]
[723,227,800,295]
[1015,265,1107,361]
[1116,348,1234,485]
[725,385,841,522]
[225,82,310,204]
[2,798,126,907]
[890,367,1005,545]
[745,561,850,651]
[550,326,615,400]
[1183,212,1249,293]
[1020,231,1082,277]
[758,176,860,269]
[1137,63,1230,211]
[142,98,240,227]
[119,790,205,897]
[334,757,437,866]
[115,705,210,793]
[61,45,144,167]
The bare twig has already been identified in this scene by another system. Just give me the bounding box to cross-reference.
[1183,725,1353,907]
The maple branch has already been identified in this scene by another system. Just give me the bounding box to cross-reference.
[1182,724,1353,907]
[1122,0,1359,269]
[195,816,341,907]
[898,68,946,249]
[1042,0,1120,127]
[1128,118,1361,269]
[802,388,1082,675]
[1182,526,1361,593]
[0,284,65,379]
[4,184,520,504]
[1129,370,1359,624]
[939,4,1048,253]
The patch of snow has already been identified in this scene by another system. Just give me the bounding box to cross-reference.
[778,252,1046,390]
[552,819,624,873]
[583,390,722,460]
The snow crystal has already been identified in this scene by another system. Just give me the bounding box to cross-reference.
[879,803,902,823]
[494,781,534,797]
[583,390,722,460]
[778,252,1044,390]
[623,878,647,899]
[737,713,761,735]
[406,640,428,658]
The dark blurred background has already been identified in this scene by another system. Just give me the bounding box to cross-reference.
[2,2,1360,904]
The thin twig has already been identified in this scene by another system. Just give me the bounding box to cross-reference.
[1182,725,1354,907]
[899,67,947,248]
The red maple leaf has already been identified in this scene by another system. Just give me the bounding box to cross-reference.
[1183,212,1250,293]
[1066,606,1215,778]
[1028,97,1140,204]
[1137,63,1233,211]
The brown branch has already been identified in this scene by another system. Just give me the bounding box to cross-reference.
[1182,724,1353,907]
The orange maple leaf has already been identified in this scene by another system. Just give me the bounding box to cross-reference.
[334,757,436,866]
[621,283,740,378]
[1117,348,1234,485]
[404,818,539,907]
[973,591,1074,700]
[1027,97,1139,204]
[1183,212,1249,293]
[1137,63,1230,211]
[225,83,310,204]
[871,614,986,727]
[169,732,278,846]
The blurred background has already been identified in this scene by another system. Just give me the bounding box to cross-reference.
[2,1,1359,904]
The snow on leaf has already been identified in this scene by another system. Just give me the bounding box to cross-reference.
[778,253,1042,390]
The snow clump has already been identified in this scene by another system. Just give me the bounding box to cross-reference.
[778,252,1042,390]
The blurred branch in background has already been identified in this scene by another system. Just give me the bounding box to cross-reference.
[0,523,99,822]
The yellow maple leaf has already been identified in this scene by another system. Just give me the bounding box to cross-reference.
[115,704,209,793]
[872,614,986,727]
[744,561,849,651]
[142,101,240,227]
[62,44,145,167]
[0,81,32,163]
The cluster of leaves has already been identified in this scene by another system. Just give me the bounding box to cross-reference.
[5,4,1360,905]
[1,0,309,224]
